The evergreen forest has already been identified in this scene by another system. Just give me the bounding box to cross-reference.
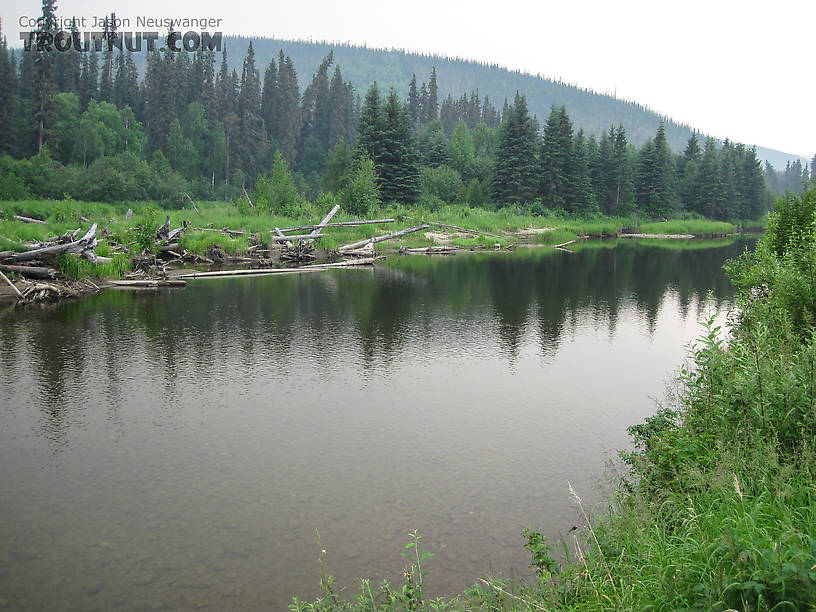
[2,8,814,221]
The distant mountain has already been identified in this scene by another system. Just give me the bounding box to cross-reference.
[220,36,805,170]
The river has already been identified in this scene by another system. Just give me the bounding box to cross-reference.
[0,238,752,610]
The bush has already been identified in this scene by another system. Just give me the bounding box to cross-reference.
[341,155,381,217]
[421,164,464,204]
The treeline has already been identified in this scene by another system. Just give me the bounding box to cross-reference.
[764,157,814,196]
[0,7,781,219]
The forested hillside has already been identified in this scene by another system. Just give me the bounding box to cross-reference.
[1,8,811,220]
[220,36,807,169]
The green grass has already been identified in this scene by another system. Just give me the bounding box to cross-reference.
[178,232,249,255]
[54,253,130,280]
[1,199,762,284]
[638,219,736,235]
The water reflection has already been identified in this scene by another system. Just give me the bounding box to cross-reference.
[0,238,751,610]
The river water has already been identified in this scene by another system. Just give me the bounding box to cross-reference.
[0,238,751,610]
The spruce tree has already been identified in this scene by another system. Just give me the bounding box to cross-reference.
[381,89,421,203]
[260,57,277,142]
[693,137,722,217]
[215,46,236,121]
[567,130,598,214]
[355,83,384,164]
[98,14,117,103]
[426,67,438,123]
[269,52,299,167]
[78,48,98,110]
[113,50,138,112]
[327,65,350,148]
[236,41,265,179]
[677,133,701,212]
[635,123,675,217]
[439,94,457,135]
[419,82,428,125]
[54,21,81,94]
[0,23,16,155]
[491,93,539,205]
[407,74,420,125]
[300,52,333,154]
[33,0,59,153]
[539,106,573,210]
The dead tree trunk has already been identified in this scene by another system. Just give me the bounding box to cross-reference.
[338,224,430,252]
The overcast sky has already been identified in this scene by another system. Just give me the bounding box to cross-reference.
[4,0,814,158]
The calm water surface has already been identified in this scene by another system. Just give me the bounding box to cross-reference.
[0,239,751,610]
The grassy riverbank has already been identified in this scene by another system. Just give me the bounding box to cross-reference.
[289,188,816,611]
[1,198,746,275]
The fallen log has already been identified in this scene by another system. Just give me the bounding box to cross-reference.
[426,221,500,238]
[184,192,200,214]
[276,219,395,232]
[338,224,430,251]
[552,240,577,249]
[0,269,22,299]
[109,279,187,288]
[400,246,460,255]
[157,216,171,240]
[0,264,57,279]
[306,257,378,268]
[167,227,185,241]
[242,186,254,208]
[193,227,248,236]
[2,223,97,263]
[306,204,340,244]
[14,215,47,225]
[271,233,324,242]
[273,227,294,249]
[337,242,375,257]
[177,267,328,279]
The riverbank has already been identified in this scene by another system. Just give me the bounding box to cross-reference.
[0,199,755,301]
[287,192,815,609]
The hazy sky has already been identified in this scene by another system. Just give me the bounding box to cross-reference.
[4,0,814,157]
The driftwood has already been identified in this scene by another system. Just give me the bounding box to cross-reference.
[14,215,47,225]
[271,233,324,242]
[336,242,375,257]
[306,204,340,244]
[0,269,22,299]
[338,224,430,252]
[400,246,460,255]
[184,192,200,214]
[242,186,254,208]
[109,279,187,288]
[157,216,171,240]
[19,281,79,301]
[426,221,500,238]
[280,240,315,262]
[276,219,395,232]
[177,267,329,279]
[2,223,98,263]
[552,240,577,249]
[273,227,294,249]
[192,227,248,237]
[307,257,378,268]
[125,208,133,220]
[0,264,57,279]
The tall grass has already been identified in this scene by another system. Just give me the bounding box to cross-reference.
[638,219,736,235]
